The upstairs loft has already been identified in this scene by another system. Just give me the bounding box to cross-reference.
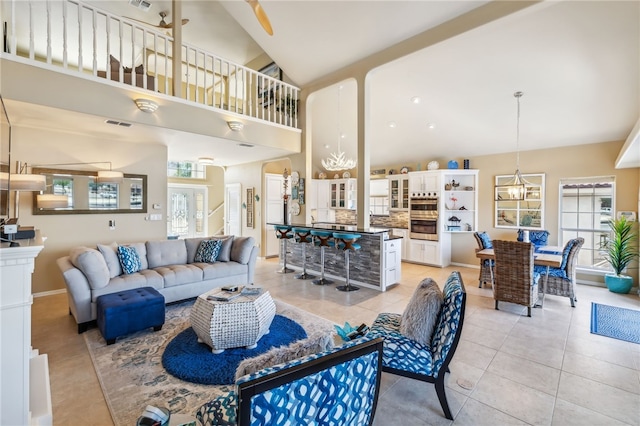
[0,0,302,163]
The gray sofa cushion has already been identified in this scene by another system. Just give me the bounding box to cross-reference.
[400,277,444,345]
[97,242,122,278]
[230,237,255,265]
[154,264,204,287]
[146,240,188,268]
[129,242,149,270]
[91,269,164,302]
[69,247,110,290]
[198,261,248,280]
[185,237,208,264]
[214,236,234,262]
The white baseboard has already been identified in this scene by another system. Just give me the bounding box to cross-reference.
[33,288,66,298]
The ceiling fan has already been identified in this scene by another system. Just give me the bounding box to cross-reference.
[127,11,189,30]
[245,0,273,36]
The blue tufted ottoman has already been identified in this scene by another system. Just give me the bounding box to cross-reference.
[97,287,165,345]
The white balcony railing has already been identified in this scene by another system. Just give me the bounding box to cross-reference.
[2,0,300,128]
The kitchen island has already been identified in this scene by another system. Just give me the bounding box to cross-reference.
[267,222,401,291]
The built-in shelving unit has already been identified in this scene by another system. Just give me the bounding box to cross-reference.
[441,169,479,233]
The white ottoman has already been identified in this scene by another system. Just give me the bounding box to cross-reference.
[190,289,276,354]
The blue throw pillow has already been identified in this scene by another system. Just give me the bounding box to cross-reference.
[559,239,576,270]
[478,232,493,249]
[117,245,142,274]
[194,239,223,263]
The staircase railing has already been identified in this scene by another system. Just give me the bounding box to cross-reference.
[2,0,300,129]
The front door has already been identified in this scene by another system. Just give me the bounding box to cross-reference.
[168,186,207,238]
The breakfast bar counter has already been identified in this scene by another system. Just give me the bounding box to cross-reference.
[268,222,401,291]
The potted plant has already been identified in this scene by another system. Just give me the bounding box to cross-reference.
[602,215,639,294]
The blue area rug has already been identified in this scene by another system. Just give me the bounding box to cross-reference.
[590,303,640,344]
[162,314,307,385]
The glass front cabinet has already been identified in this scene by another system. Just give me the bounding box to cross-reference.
[494,173,545,229]
[387,175,409,211]
[330,178,356,210]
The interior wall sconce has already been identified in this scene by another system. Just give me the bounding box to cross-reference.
[134,98,159,113]
[227,120,244,132]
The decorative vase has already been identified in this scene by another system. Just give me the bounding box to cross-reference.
[604,274,634,294]
[463,159,470,169]
[447,160,459,169]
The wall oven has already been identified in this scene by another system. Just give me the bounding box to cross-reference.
[410,196,439,241]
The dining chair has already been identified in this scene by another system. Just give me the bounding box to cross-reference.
[492,240,541,317]
[473,231,494,288]
[534,237,584,307]
[517,229,550,249]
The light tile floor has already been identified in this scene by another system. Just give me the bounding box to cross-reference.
[32,259,640,425]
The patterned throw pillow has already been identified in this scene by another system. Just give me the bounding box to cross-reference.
[194,240,223,263]
[117,245,142,274]
[478,232,493,249]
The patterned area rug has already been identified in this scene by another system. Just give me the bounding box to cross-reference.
[590,302,640,344]
[84,297,336,426]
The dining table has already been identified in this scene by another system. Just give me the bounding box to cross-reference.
[475,246,563,307]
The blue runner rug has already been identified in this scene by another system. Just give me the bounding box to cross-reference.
[590,303,640,344]
[162,314,307,385]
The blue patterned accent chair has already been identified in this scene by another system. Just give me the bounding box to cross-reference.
[195,336,384,425]
[517,229,550,248]
[534,237,584,307]
[368,271,466,420]
[473,231,494,288]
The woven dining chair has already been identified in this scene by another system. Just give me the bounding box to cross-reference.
[473,232,494,288]
[534,237,584,307]
[492,240,540,317]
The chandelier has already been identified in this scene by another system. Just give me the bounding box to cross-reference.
[322,85,357,172]
[496,91,532,201]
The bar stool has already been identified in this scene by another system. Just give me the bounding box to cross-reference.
[292,227,315,280]
[274,225,294,274]
[333,232,361,292]
[310,229,334,286]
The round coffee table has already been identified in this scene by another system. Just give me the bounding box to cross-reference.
[190,288,276,354]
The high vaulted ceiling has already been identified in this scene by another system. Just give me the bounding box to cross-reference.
[6,0,640,169]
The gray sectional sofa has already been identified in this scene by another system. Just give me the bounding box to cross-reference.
[57,236,257,333]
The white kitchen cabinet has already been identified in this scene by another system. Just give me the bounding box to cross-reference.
[310,179,335,223]
[408,171,440,196]
[406,235,451,267]
[383,238,402,288]
[441,169,479,233]
[387,175,409,211]
[329,178,356,210]
[391,228,409,261]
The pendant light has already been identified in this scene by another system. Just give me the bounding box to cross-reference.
[321,85,357,172]
[496,91,531,200]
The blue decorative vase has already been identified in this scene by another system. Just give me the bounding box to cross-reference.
[604,274,633,294]
[447,160,459,169]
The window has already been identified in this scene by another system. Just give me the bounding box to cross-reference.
[167,161,206,179]
[495,173,545,229]
[559,177,615,270]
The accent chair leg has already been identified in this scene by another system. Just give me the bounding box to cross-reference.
[77,322,89,334]
[527,307,532,317]
[494,300,499,310]
[434,377,453,420]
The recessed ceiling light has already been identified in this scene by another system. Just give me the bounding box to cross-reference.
[388,121,397,128]
[427,123,436,129]
[198,157,215,165]
[324,144,330,149]
[411,96,421,104]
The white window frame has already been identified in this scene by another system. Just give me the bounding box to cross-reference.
[558,176,615,273]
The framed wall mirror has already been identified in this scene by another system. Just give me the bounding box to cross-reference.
[495,173,545,229]
[32,167,147,215]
